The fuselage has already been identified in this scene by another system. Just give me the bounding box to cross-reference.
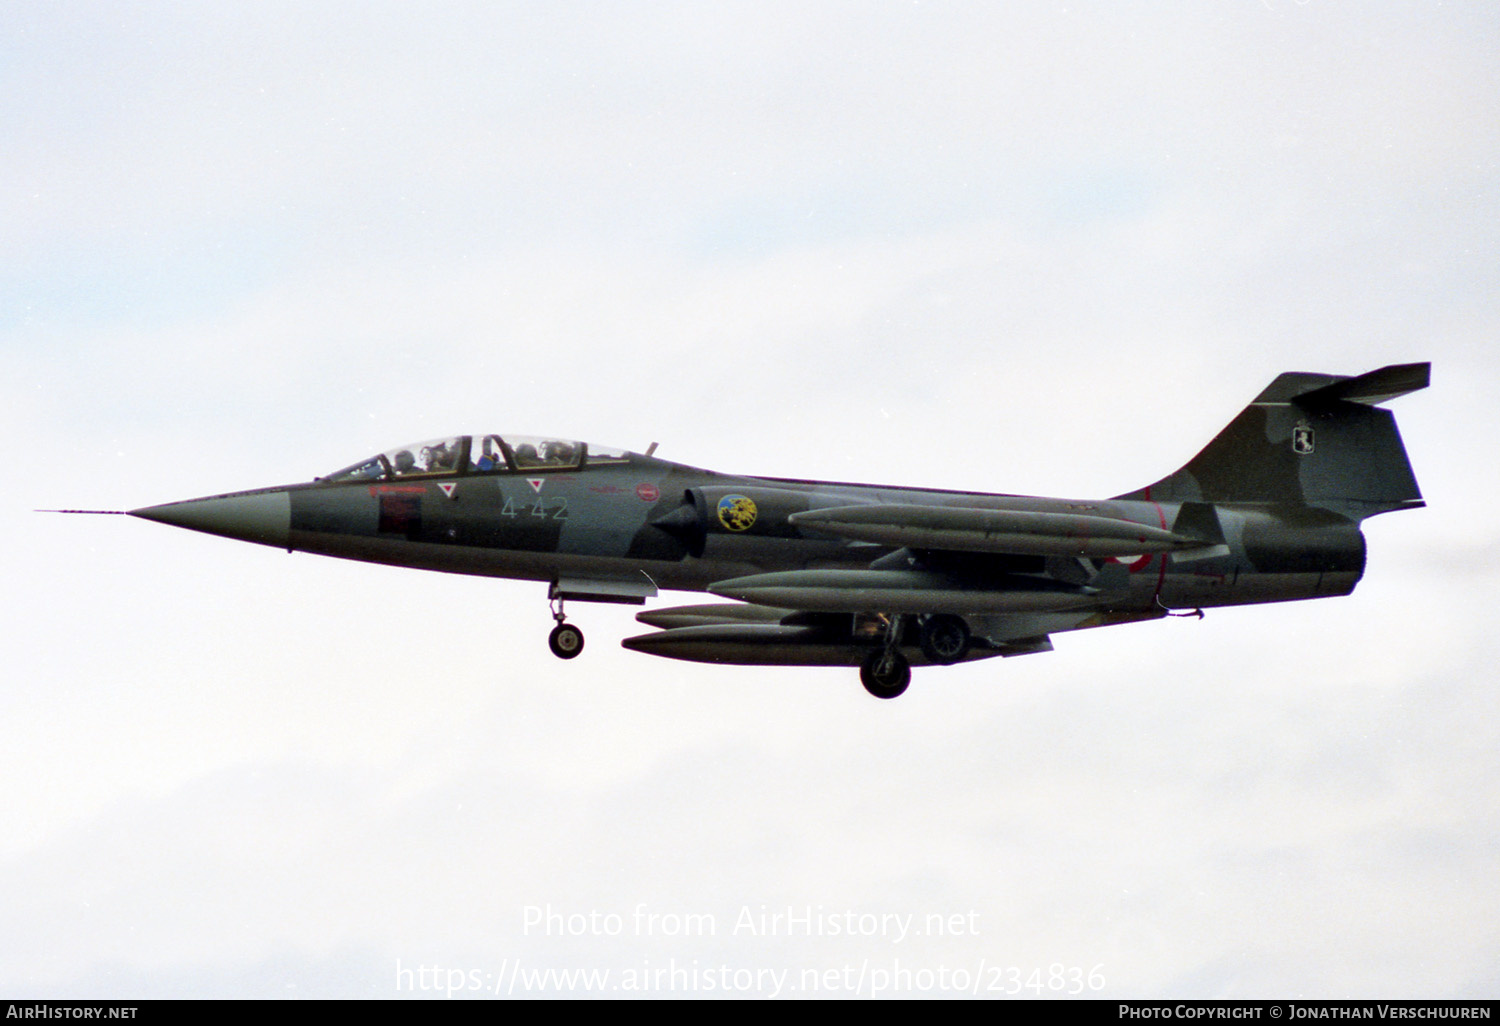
[133,441,1366,619]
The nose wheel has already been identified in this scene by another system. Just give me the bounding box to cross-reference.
[549,622,584,659]
[548,596,584,659]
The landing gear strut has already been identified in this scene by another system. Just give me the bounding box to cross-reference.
[860,614,911,699]
[548,596,584,659]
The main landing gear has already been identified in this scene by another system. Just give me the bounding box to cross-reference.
[918,613,971,665]
[860,613,912,699]
[858,614,973,698]
[548,596,584,659]
[860,648,910,700]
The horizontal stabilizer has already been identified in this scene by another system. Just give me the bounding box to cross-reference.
[789,504,1202,558]
[1295,362,1431,407]
[708,568,1097,614]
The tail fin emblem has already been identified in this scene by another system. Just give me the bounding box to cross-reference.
[1292,423,1315,455]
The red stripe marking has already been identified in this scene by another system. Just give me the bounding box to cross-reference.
[1150,499,1169,600]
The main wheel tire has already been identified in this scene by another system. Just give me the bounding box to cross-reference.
[860,649,911,699]
[548,623,585,659]
[919,614,971,665]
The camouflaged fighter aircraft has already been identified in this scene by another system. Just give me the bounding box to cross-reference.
[124,362,1427,699]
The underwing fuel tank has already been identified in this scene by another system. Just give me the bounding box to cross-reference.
[621,624,874,666]
[620,623,1024,667]
[789,504,1201,558]
[708,568,1098,614]
[634,602,796,630]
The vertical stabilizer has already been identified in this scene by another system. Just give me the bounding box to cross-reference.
[1118,363,1428,521]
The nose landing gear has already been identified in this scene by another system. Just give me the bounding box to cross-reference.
[548,596,585,659]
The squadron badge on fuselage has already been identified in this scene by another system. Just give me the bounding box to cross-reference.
[717,494,757,532]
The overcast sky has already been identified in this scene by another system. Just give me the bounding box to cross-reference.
[5,1,1498,999]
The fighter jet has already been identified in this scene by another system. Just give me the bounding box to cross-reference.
[122,363,1428,698]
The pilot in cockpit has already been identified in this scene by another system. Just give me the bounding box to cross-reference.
[541,441,575,465]
[425,442,457,472]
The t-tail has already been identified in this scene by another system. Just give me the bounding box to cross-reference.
[1118,362,1429,522]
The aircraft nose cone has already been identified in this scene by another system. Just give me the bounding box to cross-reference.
[130,490,291,548]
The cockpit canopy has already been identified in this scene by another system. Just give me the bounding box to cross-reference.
[324,435,632,482]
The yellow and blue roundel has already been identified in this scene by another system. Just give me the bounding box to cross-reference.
[716,494,758,532]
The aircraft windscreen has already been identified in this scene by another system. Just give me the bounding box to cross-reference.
[325,435,633,481]
[388,437,463,476]
[324,436,464,481]
[586,443,630,463]
[506,436,580,470]
[325,455,386,482]
[469,435,631,472]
